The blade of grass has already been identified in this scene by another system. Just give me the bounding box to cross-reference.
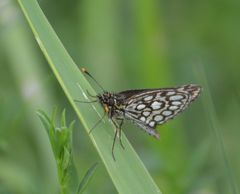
[77,162,98,194]
[194,63,239,194]
[17,0,162,193]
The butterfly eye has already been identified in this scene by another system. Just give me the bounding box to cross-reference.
[109,98,115,105]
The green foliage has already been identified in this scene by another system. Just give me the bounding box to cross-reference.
[37,109,75,193]
[77,162,98,194]
[37,109,98,194]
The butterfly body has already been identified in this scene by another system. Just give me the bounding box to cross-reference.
[97,92,125,118]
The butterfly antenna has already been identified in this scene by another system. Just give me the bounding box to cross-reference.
[81,68,106,92]
[74,99,98,103]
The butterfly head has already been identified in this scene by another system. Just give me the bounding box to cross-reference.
[97,92,117,113]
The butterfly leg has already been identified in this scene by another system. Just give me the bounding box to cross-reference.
[116,118,125,150]
[112,119,125,149]
[88,112,106,134]
[111,128,118,161]
[111,118,124,160]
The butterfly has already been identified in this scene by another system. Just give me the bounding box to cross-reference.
[77,68,202,160]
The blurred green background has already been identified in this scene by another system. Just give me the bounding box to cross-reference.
[0,0,239,193]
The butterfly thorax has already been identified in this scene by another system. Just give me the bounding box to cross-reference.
[97,92,126,118]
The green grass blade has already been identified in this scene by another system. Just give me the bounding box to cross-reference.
[17,0,162,193]
[77,163,98,194]
[194,64,239,194]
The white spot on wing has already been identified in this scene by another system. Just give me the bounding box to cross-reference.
[154,115,163,122]
[169,106,178,110]
[149,121,155,127]
[143,111,150,116]
[144,96,153,101]
[172,101,182,105]
[162,110,172,116]
[169,95,183,101]
[151,101,162,110]
[146,119,151,124]
[140,116,146,122]
[136,104,146,110]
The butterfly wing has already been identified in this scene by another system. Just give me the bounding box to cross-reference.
[117,84,201,138]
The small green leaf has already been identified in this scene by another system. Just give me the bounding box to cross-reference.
[62,147,71,172]
[51,107,58,124]
[77,163,98,194]
[68,120,75,132]
[36,110,53,135]
[61,109,66,127]
[37,109,75,193]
